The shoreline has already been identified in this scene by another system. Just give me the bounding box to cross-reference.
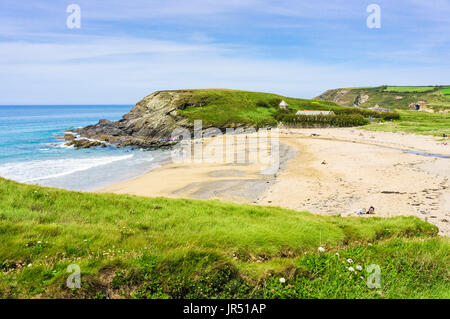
[99,133,297,204]
[99,128,450,236]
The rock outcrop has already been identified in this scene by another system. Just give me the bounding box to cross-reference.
[69,90,193,148]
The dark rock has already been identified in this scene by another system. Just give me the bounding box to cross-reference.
[66,138,106,149]
[64,134,76,141]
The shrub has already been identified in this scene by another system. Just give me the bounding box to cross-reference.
[381,112,400,121]
[256,100,270,108]
[334,108,400,121]
[274,109,369,127]
[268,98,282,107]
[175,94,215,110]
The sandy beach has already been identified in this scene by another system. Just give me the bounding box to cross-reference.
[100,128,450,236]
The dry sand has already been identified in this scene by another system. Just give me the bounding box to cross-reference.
[100,128,450,236]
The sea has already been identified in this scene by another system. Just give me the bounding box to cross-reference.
[0,105,171,191]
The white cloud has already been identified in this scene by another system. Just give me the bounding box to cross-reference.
[1,35,448,104]
[0,0,448,104]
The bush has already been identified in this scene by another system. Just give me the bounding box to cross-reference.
[256,100,270,108]
[274,109,369,127]
[268,98,282,107]
[381,112,400,121]
[334,108,400,121]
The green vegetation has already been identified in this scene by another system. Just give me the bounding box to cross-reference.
[175,89,346,128]
[170,89,399,129]
[384,86,437,93]
[364,110,450,136]
[316,85,450,111]
[333,108,400,120]
[0,178,448,299]
[274,110,369,127]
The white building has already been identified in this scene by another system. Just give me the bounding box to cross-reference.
[279,100,289,110]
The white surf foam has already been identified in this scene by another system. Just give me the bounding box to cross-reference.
[0,154,134,183]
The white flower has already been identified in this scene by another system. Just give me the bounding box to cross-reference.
[348,267,355,272]
[27,264,32,267]
[318,247,325,252]
[37,241,42,244]
[347,258,353,263]
[356,265,363,271]
[279,278,286,284]
[335,252,339,256]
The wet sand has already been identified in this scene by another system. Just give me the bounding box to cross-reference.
[100,134,297,204]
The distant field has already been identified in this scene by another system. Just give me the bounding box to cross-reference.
[384,86,436,93]
[316,86,450,111]
[363,110,450,136]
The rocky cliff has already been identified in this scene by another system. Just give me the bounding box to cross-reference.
[67,90,193,148]
[315,85,450,111]
[66,88,357,149]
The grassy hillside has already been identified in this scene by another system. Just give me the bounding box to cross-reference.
[0,177,448,299]
[172,89,354,127]
[316,85,450,111]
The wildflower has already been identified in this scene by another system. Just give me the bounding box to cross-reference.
[27,264,32,267]
[356,265,362,271]
[347,258,353,263]
[271,289,274,292]
[37,241,42,244]
[348,267,355,272]
[335,252,339,256]
[279,278,286,284]
[360,276,364,280]
[318,246,325,252]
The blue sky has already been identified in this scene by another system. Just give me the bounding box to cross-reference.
[0,0,449,104]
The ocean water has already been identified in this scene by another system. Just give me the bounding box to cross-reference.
[0,105,170,191]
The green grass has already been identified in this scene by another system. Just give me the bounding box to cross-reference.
[316,85,450,111]
[363,110,450,136]
[175,89,345,127]
[384,86,437,93]
[0,178,448,299]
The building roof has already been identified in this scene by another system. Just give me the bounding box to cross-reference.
[296,110,335,116]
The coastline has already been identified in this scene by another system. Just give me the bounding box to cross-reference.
[99,128,450,236]
[99,133,297,203]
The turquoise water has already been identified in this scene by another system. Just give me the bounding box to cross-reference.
[0,105,170,190]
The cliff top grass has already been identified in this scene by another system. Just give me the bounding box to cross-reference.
[0,177,448,299]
